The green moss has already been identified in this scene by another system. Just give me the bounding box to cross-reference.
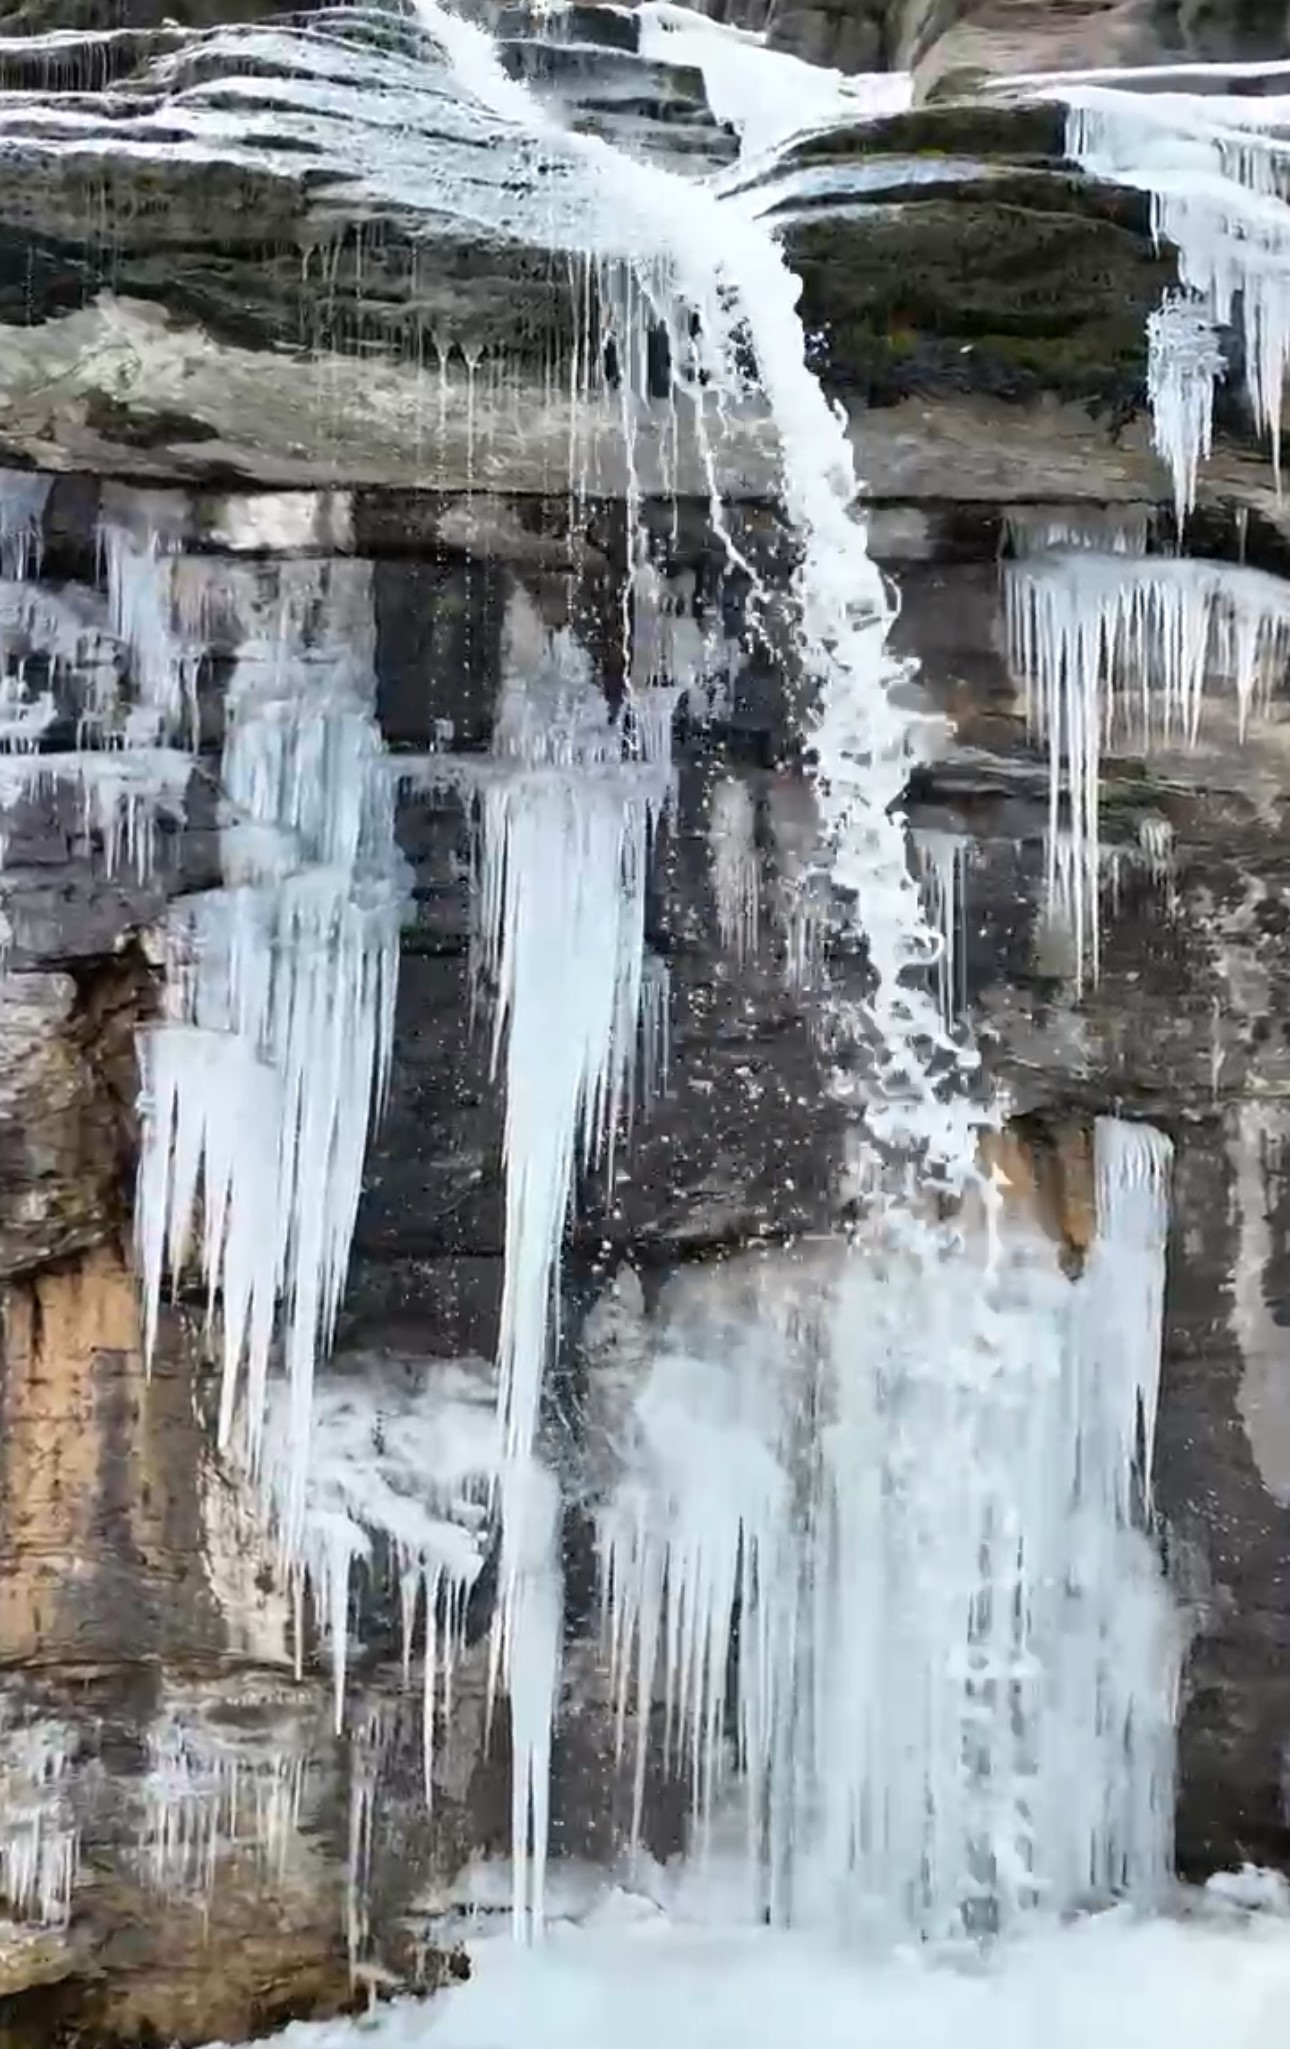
[786,192,1174,409]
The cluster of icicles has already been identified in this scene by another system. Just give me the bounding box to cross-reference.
[1014,69,1290,523]
[1003,505,1290,991]
[0,2,1221,1956]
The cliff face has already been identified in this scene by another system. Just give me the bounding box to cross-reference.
[0,5,1288,2041]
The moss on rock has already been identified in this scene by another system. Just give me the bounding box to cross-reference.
[786,187,1175,410]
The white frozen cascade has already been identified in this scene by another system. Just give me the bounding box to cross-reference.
[0,1708,80,1929]
[1006,548,1290,985]
[595,1118,1178,1937]
[388,0,1178,1951]
[1048,77,1290,514]
[0,1,1192,1964]
[135,555,408,1543]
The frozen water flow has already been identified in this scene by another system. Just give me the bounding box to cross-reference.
[1058,83,1290,500]
[0,469,51,583]
[593,1116,1176,1937]
[636,3,911,166]
[135,560,408,1541]
[1006,549,1290,984]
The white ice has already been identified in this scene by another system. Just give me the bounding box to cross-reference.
[592,1114,1175,1941]
[1006,548,1290,984]
[255,1358,499,1747]
[636,3,910,166]
[1058,81,1290,502]
[0,1711,78,1929]
[134,559,408,1544]
[136,1695,307,1900]
[708,776,760,962]
[199,1887,1290,2049]
[0,468,51,583]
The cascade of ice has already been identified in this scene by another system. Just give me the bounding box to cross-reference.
[1057,82,1290,507]
[0,1712,79,1929]
[135,559,408,1542]
[1006,549,1290,985]
[404,0,1176,1944]
[0,2,1184,1957]
[595,1116,1177,1936]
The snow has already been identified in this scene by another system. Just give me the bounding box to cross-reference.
[200,1891,1290,2049]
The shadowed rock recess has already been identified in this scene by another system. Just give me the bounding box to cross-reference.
[0,0,1289,2040]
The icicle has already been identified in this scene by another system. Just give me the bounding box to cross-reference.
[1005,506,1149,557]
[254,1360,499,1740]
[0,1712,78,1927]
[491,1457,562,1942]
[136,1698,307,1900]
[100,510,201,745]
[1147,293,1225,530]
[0,469,52,583]
[709,776,760,963]
[134,562,409,1542]
[910,828,968,1032]
[1062,86,1290,493]
[476,605,672,1476]
[1007,550,1290,984]
[0,748,193,879]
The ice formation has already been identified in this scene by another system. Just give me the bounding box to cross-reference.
[1006,549,1290,984]
[0,470,51,585]
[135,559,408,1539]
[137,1699,307,1900]
[596,1117,1177,1936]
[911,828,968,1032]
[0,0,1194,1965]
[1059,82,1290,507]
[0,1711,79,1928]
[1147,294,1226,530]
[636,3,910,165]
[709,776,761,962]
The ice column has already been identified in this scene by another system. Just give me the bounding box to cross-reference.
[1063,85,1290,498]
[1006,549,1290,984]
[595,1116,1176,1938]
[135,560,407,1540]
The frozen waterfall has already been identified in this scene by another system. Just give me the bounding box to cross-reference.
[0,0,1191,1964]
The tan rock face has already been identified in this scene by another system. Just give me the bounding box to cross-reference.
[0,974,126,1280]
[981,1123,1097,1267]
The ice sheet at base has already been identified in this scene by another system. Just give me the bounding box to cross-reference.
[198,1884,1290,2049]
